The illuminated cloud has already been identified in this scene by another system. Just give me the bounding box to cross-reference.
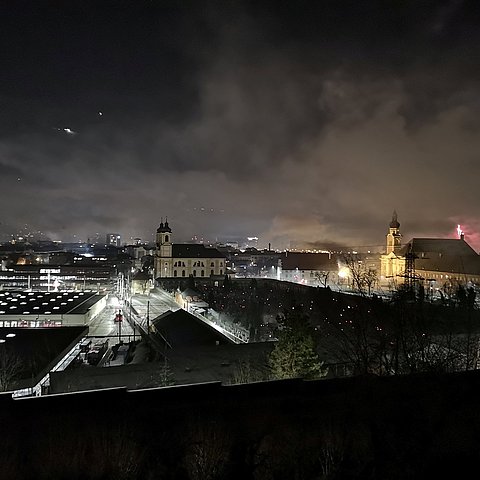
[0,2,479,249]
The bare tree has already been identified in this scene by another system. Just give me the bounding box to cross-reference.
[0,348,22,392]
[184,420,232,480]
[342,254,378,296]
[229,358,267,385]
[314,271,330,288]
[318,423,346,479]
[363,269,378,296]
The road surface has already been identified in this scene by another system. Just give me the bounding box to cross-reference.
[87,293,136,341]
[129,289,180,329]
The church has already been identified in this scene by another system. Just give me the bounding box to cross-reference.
[380,212,480,291]
[154,220,226,279]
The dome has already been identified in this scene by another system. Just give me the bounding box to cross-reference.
[389,211,400,229]
[156,219,172,233]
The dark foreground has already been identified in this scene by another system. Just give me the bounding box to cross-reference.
[1,370,479,480]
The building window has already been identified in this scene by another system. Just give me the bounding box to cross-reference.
[201,270,204,277]
[220,269,223,275]
[182,270,185,277]
[165,235,169,242]
[210,262,214,267]
[193,270,197,277]
[174,270,177,277]
[210,269,214,276]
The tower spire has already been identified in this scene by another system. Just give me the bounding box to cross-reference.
[386,210,401,254]
[390,210,400,229]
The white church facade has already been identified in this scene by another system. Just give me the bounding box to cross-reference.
[154,220,226,279]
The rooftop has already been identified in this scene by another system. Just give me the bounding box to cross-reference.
[400,238,478,257]
[172,244,225,259]
[0,291,104,316]
[0,326,87,390]
[152,309,233,348]
[280,251,336,271]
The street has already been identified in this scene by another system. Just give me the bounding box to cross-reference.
[87,293,136,341]
[129,288,180,329]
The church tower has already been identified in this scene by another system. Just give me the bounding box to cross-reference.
[386,211,402,254]
[155,218,173,278]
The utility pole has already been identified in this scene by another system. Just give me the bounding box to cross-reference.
[118,310,122,344]
[404,243,418,293]
[130,300,135,342]
[147,300,150,334]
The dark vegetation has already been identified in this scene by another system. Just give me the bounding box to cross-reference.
[2,372,480,479]
[163,278,480,376]
[2,281,480,478]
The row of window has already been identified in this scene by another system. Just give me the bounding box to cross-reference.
[425,273,479,283]
[172,261,223,267]
[173,269,223,277]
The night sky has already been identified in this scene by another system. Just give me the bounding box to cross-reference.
[1,1,480,249]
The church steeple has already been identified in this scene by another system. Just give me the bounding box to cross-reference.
[390,210,400,229]
[156,217,172,252]
[386,210,402,254]
[155,218,173,278]
[157,217,171,234]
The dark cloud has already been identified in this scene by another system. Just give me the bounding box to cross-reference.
[0,1,480,248]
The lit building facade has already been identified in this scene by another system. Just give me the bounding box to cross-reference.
[380,213,480,291]
[154,221,226,279]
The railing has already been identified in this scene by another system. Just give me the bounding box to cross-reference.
[186,306,249,344]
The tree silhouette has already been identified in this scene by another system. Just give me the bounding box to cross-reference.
[269,309,326,380]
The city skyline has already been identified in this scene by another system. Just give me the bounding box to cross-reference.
[1,1,480,249]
